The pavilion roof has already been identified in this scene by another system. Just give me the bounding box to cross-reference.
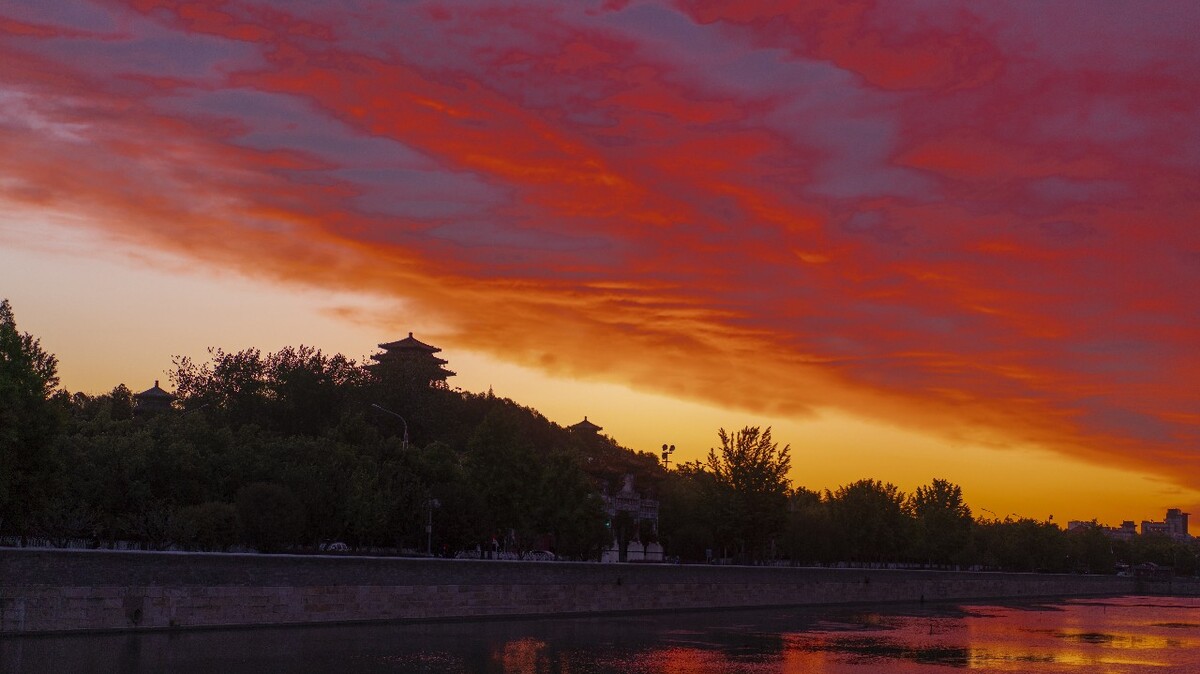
[370,353,449,366]
[569,416,603,432]
[378,332,441,353]
[134,380,174,401]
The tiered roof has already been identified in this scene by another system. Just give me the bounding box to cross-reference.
[134,380,174,402]
[377,332,441,353]
[370,332,456,378]
[569,416,603,433]
[133,380,174,415]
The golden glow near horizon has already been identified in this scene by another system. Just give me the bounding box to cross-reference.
[3,1,1199,536]
[3,221,1195,529]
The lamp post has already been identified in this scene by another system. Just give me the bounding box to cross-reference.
[661,443,676,470]
[370,403,409,450]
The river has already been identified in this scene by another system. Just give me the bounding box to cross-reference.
[3,595,1198,672]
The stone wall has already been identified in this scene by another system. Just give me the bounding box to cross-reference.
[0,549,1140,635]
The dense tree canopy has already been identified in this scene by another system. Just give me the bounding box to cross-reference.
[827,479,910,563]
[909,478,974,565]
[0,299,62,533]
[704,427,791,559]
[2,298,1196,574]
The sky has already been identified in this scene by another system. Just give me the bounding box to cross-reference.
[2,1,1199,528]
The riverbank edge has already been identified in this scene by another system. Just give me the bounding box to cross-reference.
[3,548,1184,636]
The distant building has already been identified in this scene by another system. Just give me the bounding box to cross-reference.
[369,332,455,385]
[1166,509,1190,538]
[1142,520,1168,536]
[1069,519,1138,542]
[569,416,603,434]
[1141,508,1191,541]
[133,380,173,416]
[1111,521,1138,541]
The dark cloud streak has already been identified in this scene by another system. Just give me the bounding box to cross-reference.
[2,0,1199,488]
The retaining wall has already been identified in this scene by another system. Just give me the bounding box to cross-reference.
[0,549,1141,635]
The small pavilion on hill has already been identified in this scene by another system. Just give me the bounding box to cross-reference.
[133,380,174,416]
[370,332,456,385]
[569,416,603,434]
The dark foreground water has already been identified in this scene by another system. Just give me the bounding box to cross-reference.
[4,595,1199,673]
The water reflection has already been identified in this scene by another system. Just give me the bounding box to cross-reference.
[2,596,1198,673]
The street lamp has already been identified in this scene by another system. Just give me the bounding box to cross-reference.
[371,403,409,450]
[661,443,676,470]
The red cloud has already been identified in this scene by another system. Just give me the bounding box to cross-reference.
[3,1,1199,492]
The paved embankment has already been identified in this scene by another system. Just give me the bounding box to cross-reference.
[0,548,1143,635]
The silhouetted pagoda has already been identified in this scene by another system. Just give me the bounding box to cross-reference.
[133,380,174,416]
[370,332,455,386]
[569,416,603,434]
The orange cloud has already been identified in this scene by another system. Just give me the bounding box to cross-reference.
[2,1,1199,496]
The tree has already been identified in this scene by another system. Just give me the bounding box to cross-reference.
[236,482,305,552]
[464,408,541,548]
[658,463,720,562]
[530,449,609,560]
[974,517,1067,572]
[264,346,366,436]
[170,347,266,424]
[0,299,62,534]
[908,478,973,566]
[174,502,238,551]
[780,487,836,564]
[705,426,792,560]
[1064,522,1118,574]
[828,479,910,563]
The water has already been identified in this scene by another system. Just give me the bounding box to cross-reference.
[4,595,1199,673]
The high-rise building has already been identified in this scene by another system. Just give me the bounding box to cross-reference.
[1142,509,1191,541]
[1166,508,1190,539]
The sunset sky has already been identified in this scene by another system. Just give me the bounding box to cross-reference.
[2,1,1199,528]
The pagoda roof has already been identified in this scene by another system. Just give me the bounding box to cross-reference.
[569,416,603,432]
[378,332,441,353]
[370,353,449,366]
[134,380,174,401]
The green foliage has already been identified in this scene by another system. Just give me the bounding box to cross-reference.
[531,450,610,559]
[0,299,61,534]
[20,333,624,559]
[174,502,238,551]
[1128,533,1199,574]
[780,487,836,564]
[236,483,305,553]
[908,478,974,565]
[463,405,606,556]
[974,517,1067,572]
[171,346,367,435]
[703,426,791,560]
[657,463,720,561]
[7,312,1191,573]
[827,479,910,563]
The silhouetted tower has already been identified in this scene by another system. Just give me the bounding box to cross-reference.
[370,332,455,386]
[133,380,174,416]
